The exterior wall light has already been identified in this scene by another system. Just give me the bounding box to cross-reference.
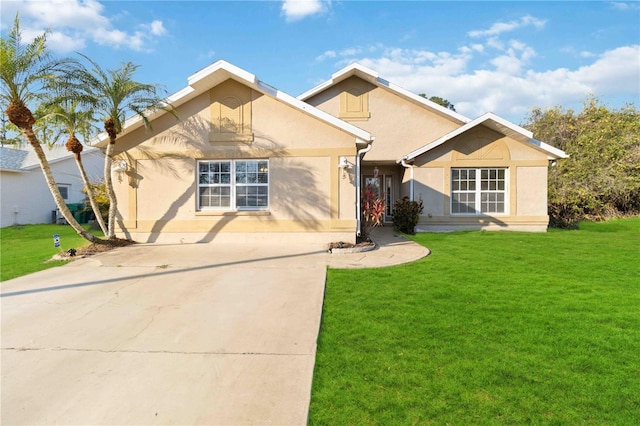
[338,156,350,178]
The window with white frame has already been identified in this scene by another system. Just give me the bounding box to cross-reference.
[198,159,269,210]
[451,168,507,214]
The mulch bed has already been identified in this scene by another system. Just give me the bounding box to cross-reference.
[328,239,376,254]
[50,238,136,261]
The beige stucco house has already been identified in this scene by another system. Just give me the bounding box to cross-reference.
[97,60,566,243]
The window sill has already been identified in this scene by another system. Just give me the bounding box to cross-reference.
[195,210,271,217]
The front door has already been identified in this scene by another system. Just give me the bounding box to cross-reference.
[363,175,394,223]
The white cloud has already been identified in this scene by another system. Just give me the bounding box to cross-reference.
[147,20,167,37]
[282,0,329,22]
[468,15,546,38]
[315,50,337,61]
[197,49,216,63]
[610,2,640,11]
[328,43,640,123]
[1,0,168,52]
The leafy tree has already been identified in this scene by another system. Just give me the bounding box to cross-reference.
[523,97,640,227]
[42,100,108,235]
[0,14,101,243]
[418,93,456,111]
[63,54,174,239]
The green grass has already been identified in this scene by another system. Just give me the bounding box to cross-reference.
[310,217,640,425]
[0,224,100,281]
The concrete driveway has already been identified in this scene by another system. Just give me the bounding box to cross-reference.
[1,240,330,425]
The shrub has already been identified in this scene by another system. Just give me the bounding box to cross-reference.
[360,185,385,241]
[524,98,640,227]
[393,196,424,234]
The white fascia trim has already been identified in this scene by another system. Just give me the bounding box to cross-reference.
[93,60,372,147]
[92,85,195,147]
[482,112,533,138]
[298,63,470,124]
[187,60,257,87]
[400,112,567,162]
[256,80,372,142]
[385,79,470,124]
[530,138,570,159]
[298,63,378,100]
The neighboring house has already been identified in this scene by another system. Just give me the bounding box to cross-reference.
[0,144,104,227]
[95,60,567,244]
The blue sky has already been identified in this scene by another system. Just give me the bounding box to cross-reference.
[1,0,639,124]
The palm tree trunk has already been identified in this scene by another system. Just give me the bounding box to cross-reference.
[19,127,100,243]
[104,141,118,239]
[74,153,108,235]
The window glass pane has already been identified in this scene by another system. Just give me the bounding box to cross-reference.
[199,160,267,210]
[58,186,69,200]
[481,169,488,179]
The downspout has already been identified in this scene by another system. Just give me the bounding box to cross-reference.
[400,159,414,201]
[356,137,375,237]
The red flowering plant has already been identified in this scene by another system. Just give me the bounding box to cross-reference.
[360,184,386,242]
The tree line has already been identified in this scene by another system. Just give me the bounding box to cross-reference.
[522,97,639,227]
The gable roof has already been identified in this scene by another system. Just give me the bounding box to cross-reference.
[298,63,471,125]
[93,60,373,147]
[399,112,568,162]
[0,144,101,172]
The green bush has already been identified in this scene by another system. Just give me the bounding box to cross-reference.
[392,196,424,234]
[524,98,640,227]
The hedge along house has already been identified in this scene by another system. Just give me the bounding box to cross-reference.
[93,61,373,244]
[300,63,568,232]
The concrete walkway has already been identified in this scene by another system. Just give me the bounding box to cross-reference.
[1,228,428,425]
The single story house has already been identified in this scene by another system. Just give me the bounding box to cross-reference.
[0,144,104,227]
[96,60,567,244]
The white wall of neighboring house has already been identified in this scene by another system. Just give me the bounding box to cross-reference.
[0,148,104,227]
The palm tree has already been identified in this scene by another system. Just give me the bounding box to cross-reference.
[0,14,101,243]
[68,53,174,239]
[42,101,109,235]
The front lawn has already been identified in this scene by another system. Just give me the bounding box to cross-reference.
[310,217,640,424]
[0,224,100,281]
